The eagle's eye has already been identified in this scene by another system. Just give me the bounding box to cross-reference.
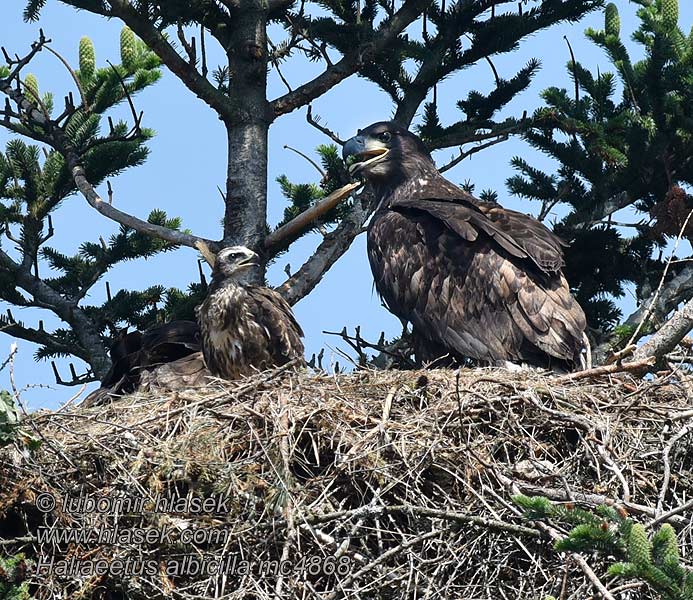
[378,131,392,143]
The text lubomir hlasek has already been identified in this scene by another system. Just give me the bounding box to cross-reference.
[60,493,230,515]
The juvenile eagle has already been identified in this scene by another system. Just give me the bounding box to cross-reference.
[343,122,588,371]
[196,246,305,379]
[83,320,205,406]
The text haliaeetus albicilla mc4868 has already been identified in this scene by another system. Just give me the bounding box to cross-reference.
[196,246,305,379]
[343,122,588,371]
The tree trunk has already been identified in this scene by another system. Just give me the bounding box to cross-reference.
[223,0,271,278]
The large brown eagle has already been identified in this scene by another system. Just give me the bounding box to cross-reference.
[343,122,589,371]
[196,246,305,378]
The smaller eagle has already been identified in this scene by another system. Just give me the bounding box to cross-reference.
[84,247,304,405]
[83,320,205,406]
[343,121,589,371]
[195,246,305,379]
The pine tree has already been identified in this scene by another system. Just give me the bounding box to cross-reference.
[506,0,693,356]
[0,0,605,375]
[0,32,206,382]
[12,0,601,296]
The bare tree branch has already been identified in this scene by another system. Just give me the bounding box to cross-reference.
[564,191,632,229]
[0,248,110,377]
[306,104,344,144]
[438,133,511,173]
[63,148,220,252]
[0,320,86,362]
[277,193,372,305]
[427,122,528,152]
[269,0,429,118]
[626,266,693,334]
[633,296,693,363]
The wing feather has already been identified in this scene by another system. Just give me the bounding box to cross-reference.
[250,287,305,364]
[389,179,567,274]
[368,208,586,367]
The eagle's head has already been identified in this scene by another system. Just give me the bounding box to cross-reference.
[342,122,434,185]
[213,246,259,280]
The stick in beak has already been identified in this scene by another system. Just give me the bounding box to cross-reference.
[195,240,216,268]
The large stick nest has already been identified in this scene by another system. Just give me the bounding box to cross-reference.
[1,365,692,599]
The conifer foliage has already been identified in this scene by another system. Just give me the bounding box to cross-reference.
[515,495,693,600]
[0,32,201,381]
[0,0,604,377]
[0,552,31,600]
[507,0,693,349]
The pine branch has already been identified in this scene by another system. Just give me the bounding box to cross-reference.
[270,0,429,117]
[0,318,88,363]
[0,247,110,377]
[0,45,219,254]
[94,0,235,123]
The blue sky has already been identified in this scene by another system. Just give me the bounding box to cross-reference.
[1,0,691,409]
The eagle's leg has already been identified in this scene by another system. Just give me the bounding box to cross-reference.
[497,360,553,374]
[580,333,592,370]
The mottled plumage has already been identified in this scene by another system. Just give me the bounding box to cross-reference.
[343,122,588,370]
[83,320,205,406]
[196,246,305,379]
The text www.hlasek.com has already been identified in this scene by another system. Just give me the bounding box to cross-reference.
[34,491,354,578]
[37,524,227,547]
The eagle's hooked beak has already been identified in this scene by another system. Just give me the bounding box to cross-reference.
[236,252,259,269]
[343,135,389,176]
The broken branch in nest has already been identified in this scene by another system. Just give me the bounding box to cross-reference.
[324,326,417,368]
[552,356,656,383]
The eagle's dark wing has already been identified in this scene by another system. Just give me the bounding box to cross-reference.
[249,287,305,365]
[391,196,565,275]
[367,207,586,367]
[478,202,567,273]
[84,320,201,406]
[140,320,201,367]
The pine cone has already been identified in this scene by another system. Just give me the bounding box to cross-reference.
[605,3,620,37]
[628,523,652,568]
[656,524,680,564]
[120,26,137,72]
[649,186,693,239]
[661,0,679,29]
[79,37,96,81]
[24,73,39,102]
